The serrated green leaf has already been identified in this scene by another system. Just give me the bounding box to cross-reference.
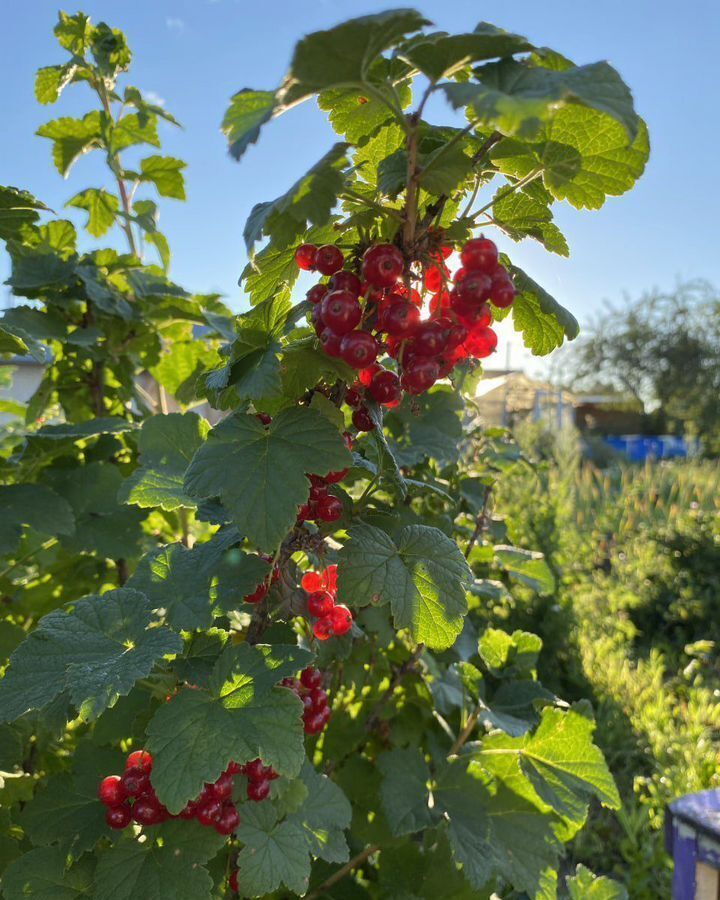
[36,112,103,176]
[437,760,561,896]
[567,864,628,899]
[0,588,182,723]
[319,80,411,144]
[222,89,277,161]
[235,803,311,897]
[0,185,48,241]
[481,706,621,824]
[507,263,579,354]
[140,156,186,199]
[542,107,649,209]
[287,760,352,863]
[0,483,75,557]
[280,336,355,400]
[32,417,136,440]
[494,545,555,594]
[338,523,471,650]
[492,188,568,256]
[286,10,429,101]
[1,847,94,900]
[184,408,351,552]
[93,821,225,900]
[66,188,118,237]
[378,748,433,835]
[119,413,209,511]
[111,113,160,153]
[478,628,542,678]
[46,462,146,558]
[147,643,310,811]
[150,342,220,404]
[401,23,533,81]
[244,144,348,253]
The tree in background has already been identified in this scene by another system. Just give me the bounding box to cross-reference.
[563,281,720,451]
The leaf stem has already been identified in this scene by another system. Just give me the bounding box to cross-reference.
[471,168,543,221]
[304,844,381,900]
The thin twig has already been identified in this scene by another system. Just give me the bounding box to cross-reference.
[464,486,492,559]
[449,707,481,756]
[304,844,381,900]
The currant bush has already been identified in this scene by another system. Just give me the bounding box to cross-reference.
[0,9,647,900]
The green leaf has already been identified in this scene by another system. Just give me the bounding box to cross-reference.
[110,113,160,153]
[1,847,94,900]
[119,413,209,511]
[66,188,119,237]
[140,156,186,200]
[0,483,75,557]
[494,545,555,594]
[442,57,639,140]
[287,760,352,863]
[492,188,568,256]
[222,89,277,161]
[436,760,561,896]
[377,748,433,835]
[286,10,429,101]
[93,821,225,900]
[36,112,103,176]
[401,23,533,81]
[184,408,351,552]
[319,79,411,144]
[0,588,181,723]
[481,706,621,824]
[567,864,628,899]
[47,462,146,558]
[244,144,349,253]
[338,523,471,650]
[280,337,355,400]
[54,11,93,54]
[542,107,649,209]
[235,802,311,897]
[146,643,311,812]
[482,680,554,737]
[32,417,136,440]
[508,263,579,353]
[0,185,48,241]
[478,628,542,678]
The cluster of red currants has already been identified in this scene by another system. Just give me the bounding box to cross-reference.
[226,757,279,803]
[296,236,514,427]
[297,432,352,524]
[98,750,169,830]
[281,665,332,735]
[299,565,353,642]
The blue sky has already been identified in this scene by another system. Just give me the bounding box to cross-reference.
[2,1,719,371]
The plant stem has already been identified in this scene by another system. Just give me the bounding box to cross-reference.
[471,168,543,220]
[402,113,420,258]
[449,706,481,755]
[465,486,492,558]
[0,537,58,581]
[304,844,381,900]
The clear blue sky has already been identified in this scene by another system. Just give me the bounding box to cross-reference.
[2,1,719,368]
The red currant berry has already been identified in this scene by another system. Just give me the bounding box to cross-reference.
[226,761,243,775]
[301,667,324,690]
[255,412,272,427]
[122,766,150,798]
[324,467,348,485]
[301,572,323,593]
[321,290,362,334]
[454,267,469,284]
[211,772,234,801]
[311,303,325,335]
[361,243,404,287]
[244,759,265,782]
[316,494,343,522]
[425,265,446,293]
[247,779,271,802]
[229,870,239,893]
[313,616,334,641]
[351,407,375,432]
[381,300,420,337]
[98,775,127,807]
[412,322,448,357]
[315,244,344,276]
[105,802,132,830]
[126,750,153,774]
[368,370,401,405]
[322,565,338,592]
[309,481,328,503]
[340,331,379,369]
[308,590,335,617]
[429,291,451,315]
[307,284,328,305]
[303,711,326,734]
[244,582,268,604]
[133,796,164,826]
[445,322,468,350]
[344,387,363,408]
[319,328,344,358]
[179,800,199,820]
[328,271,362,296]
[215,802,240,835]
[360,282,385,303]
[464,325,498,358]
[401,358,440,395]
[460,237,498,273]
[358,363,382,386]
[329,604,353,636]
[196,798,223,827]
[457,272,492,305]
[295,244,318,271]
[490,279,516,308]
[309,687,329,710]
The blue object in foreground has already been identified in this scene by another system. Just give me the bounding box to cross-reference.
[666,789,720,898]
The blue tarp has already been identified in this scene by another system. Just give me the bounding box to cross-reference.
[602,435,698,461]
